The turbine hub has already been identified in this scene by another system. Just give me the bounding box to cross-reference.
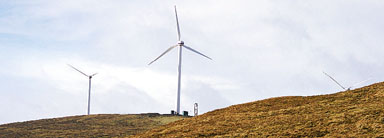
[177,41,184,45]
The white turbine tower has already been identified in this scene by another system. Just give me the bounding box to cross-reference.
[323,71,371,91]
[68,64,97,115]
[149,6,212,115]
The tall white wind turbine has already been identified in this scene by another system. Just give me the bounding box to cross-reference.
[68,64,98,115]
[149,6,212,114]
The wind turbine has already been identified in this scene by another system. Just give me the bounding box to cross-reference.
[148,6,212,115]
[323,71,371,91]
[68,64,97,115]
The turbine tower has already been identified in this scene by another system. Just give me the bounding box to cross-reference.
[149,6,212,114]
[68,64,97,115]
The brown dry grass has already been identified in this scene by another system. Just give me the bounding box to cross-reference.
[133,82,384,137]
[2,82,384,138]
[0,114,185,138]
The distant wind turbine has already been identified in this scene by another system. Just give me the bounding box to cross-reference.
[148,6,212,114]
[323,71,371,91]
[68,64,97,115]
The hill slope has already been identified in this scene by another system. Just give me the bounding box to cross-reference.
[134,82,384,137]
[0,114,185,138]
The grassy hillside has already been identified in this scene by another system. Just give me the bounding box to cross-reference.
[134,82,384,137]
[0,113,185,138]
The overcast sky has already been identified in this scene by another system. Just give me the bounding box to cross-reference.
[1,0,383,124]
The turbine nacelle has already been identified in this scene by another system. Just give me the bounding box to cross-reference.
[177,41,184,46]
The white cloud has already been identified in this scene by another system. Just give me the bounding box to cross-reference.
[0,54,238,123]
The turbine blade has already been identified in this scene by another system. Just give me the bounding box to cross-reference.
[350,77,372,88]
[90,73,98,77]
[323,71,346,90]
[68,64,89,77]
[174,5,181,41]
[183,45,212,60]
[148,45,178,65]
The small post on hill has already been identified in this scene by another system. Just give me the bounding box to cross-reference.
[194,103,198,116]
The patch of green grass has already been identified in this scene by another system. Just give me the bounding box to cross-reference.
[151,116,184,124]
[0,114,185,138]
